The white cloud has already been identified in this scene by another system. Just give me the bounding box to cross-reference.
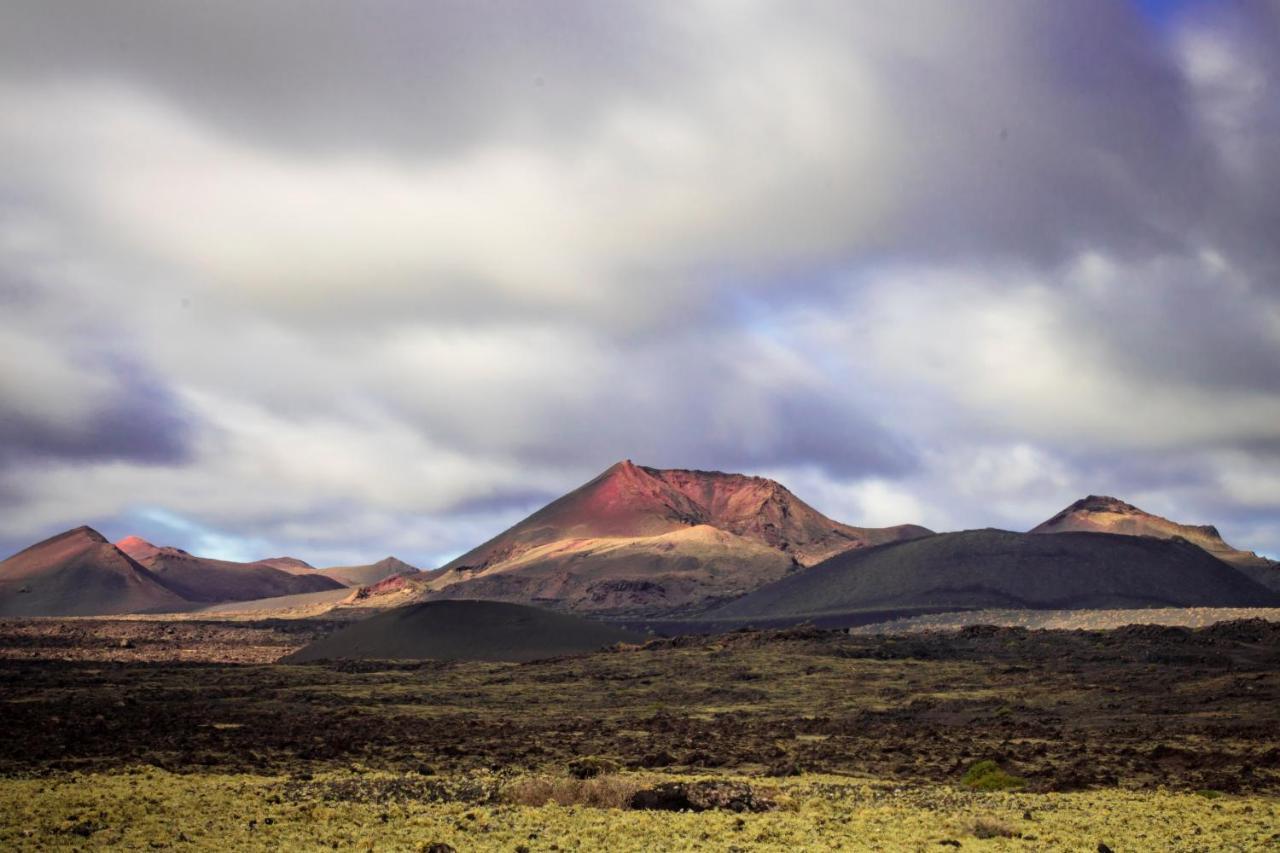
[1,1,1279,565]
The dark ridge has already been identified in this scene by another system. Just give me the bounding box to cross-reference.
[709,529,1280,622]
[284,600,645,663]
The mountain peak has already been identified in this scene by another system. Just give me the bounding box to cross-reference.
[9,525,111,557]
[115,535,163,564]
[1065,495,1141,515]
[442,461,931,580]
[1030,496,1274,581]
[67,525,109,544]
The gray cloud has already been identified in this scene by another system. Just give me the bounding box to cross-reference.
[0,363,191,468]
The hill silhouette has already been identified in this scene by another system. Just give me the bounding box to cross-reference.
[284,600,644,662]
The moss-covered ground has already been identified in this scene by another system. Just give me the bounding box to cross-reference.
[1,768,1276,851]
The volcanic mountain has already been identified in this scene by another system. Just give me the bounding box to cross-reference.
[426,460,931,615]
[0,526,188,616]
[116,536,344,602]
[709,529,1280,626]
[285,600,644,663]
[318,556,419,588]
[1032,496,1280,591]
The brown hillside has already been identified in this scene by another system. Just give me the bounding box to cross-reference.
[0,527,189,616]
[116,536,344,603]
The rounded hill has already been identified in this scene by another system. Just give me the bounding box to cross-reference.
[710,529,1280,621]
[284,600,645,663]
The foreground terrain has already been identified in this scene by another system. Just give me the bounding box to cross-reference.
[2,768,1274,851]
[0,617,1278,849]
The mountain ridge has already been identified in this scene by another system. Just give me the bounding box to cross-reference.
[115,535,345,602]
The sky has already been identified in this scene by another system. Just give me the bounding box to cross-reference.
[1,0,1278,566]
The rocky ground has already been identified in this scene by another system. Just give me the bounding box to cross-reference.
[0,619,1277,797]
[0,618,338,663]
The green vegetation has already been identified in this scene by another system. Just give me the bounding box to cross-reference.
[1,769,1275,851]
[961,760,1027,792]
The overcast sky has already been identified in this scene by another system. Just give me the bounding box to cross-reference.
[2,0,1278,565]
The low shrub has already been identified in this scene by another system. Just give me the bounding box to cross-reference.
[960,760,1026,791]
[503,774,643,809]
[973,815,1019,839]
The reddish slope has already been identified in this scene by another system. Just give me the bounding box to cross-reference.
[0,527,189,616]
[431,461,931,615]
[444,460,930,573]
[116,536,344,603]
[1031,496,1279,591]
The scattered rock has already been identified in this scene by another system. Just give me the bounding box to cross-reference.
[628,781,774,813]
[567,756,621,779]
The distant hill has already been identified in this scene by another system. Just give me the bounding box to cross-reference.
[0,527,189,616]
[427,460,930,614]
[255,556,315,573]
[318,556,418,588]
[1032,496,1280,591]
[116,536,344,602]
[710,529,1280,622]
[284,600,645,662]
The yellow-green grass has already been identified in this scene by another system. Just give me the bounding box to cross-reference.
[1,769,1276,851]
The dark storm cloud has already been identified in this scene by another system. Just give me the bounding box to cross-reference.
[0,360,192,468]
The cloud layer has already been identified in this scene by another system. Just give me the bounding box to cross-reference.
[2,0,1277,564]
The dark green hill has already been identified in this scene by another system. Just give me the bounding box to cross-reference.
[710,529,1280,621]
[284,600,645,663]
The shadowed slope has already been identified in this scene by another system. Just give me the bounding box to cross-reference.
[0,527,188,616]
[284,600,644,662]
[711,529,1280,621]
[1032,496,1280,591]
[116,536,344,603]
